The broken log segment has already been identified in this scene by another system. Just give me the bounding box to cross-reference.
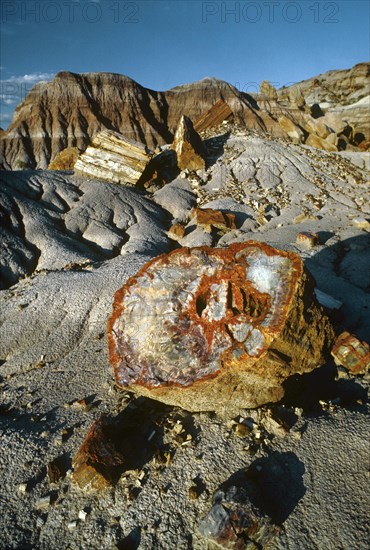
[107,242,334,414]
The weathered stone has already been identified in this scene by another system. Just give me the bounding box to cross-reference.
[260,81,278,100]
[168,223,186,240]
[108,242,334,414]
[296,231,320,249]
[192,207,237,233]
[288,86,306,109]
[331,332,370,374]
[74,130,153,186]
[172,115,207,172]
[72,416,125,491]
[199,480,280,548]
[278,116,305,143]
[194,99,233,133]
[306,133,337,152]
[48,147,80,170]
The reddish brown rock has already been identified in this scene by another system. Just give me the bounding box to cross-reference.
[172,115,207,172]
[168,223,186,240]
[296,231,320,249]
[331,332,370,374]
[194,99,233,133]
[192,208,237,233]
[72,416,125,491]
[107,242,334,414]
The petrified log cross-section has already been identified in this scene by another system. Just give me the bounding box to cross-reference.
[108,242,334,413]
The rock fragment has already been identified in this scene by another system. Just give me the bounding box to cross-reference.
[199,483,280,548]
[168,223,186,241]
[72,416,125,491]
[296,231,320,249]
[331,332,370,374]
[192,207,237,233]
[74,129,153,185]
[172,115,207,171]
[108,241,334,413]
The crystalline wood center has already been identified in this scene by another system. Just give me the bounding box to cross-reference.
[108,242,334,412]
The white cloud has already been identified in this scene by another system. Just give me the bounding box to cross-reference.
[2,72,55,85]
[0,73,55,115]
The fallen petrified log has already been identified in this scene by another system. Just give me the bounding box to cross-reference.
[74,129,153,185]
[108,242,334,414]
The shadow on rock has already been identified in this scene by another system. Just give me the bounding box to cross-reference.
[307,233,370,342]
[116,526,142,550]
[246,451,306,524]
[282,361,368,413]
[203,131,230,167]
[72,396,178,490]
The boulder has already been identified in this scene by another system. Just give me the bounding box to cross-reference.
[74,129,153,185]
[108,242,334,414]
[306,133,337,152]
[172,115,207,172]
[48,147,80,170]
[278,116,305,142]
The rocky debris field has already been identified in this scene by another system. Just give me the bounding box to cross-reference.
[0,128,369,549]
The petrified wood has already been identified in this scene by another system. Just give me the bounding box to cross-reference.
[172,115,207,172]
[194,99,233,133]
[74,129,153,186]
[108,242,334,414]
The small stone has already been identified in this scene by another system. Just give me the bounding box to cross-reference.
[36,517,45,528]
[192,207,237,233]
[18,483,28,494]
[199,484,280,547]
[168,223,186,240]
[35,495,51,510]
[78,509,88,521]
[188,485,200,500]
[71,398,91,411]
[296,231,320,249]
[315,289,343,311]
[54,434,63,446]
[331,332,370,374]
[352,217,370,231]
[233,423,252,437]
[67,520,77,531]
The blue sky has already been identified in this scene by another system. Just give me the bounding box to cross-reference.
[1,0,369,127]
